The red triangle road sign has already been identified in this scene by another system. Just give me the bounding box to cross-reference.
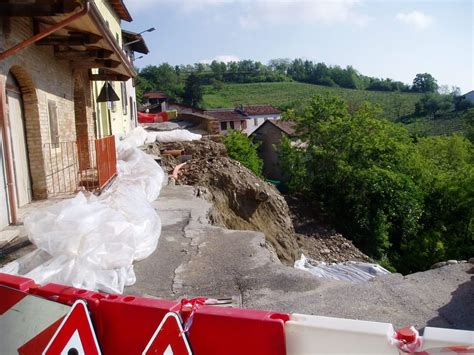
[42,300,101,355]
[143,312,192,355]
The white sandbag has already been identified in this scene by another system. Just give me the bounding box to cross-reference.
[154,129,202,143]
[0,131,166,294]
[295,254,390,282]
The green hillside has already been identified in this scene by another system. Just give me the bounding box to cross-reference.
[202,82,423,121]
[202,82,467,136]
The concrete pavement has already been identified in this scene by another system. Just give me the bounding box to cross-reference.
[126,185,474,330]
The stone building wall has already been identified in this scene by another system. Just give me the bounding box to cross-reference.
[0,17,94,200]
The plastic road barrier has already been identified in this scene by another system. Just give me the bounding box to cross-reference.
[0,273,472,354]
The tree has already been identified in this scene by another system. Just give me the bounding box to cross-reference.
[223,130,263,176]
[138,64,183,101]
[278,94,474,273]
[412,73,438,93]
[415,94,452,119]
[182,73,203,107]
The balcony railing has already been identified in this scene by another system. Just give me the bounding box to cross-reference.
[43,136,117,196]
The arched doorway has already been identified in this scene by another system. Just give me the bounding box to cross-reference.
[6,72,32,208]
[1,66,46,227]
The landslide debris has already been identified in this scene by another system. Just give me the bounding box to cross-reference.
[286,194,372,263]
[150,138,299,265]
[148,137,370,266]
[180,157,299,265]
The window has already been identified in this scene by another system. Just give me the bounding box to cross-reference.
[254,118,258,126]
[230,121,235,130]
[48,100,59,147]
[220,122,227,131]
[121,83,127,115]
[241,120,247,129]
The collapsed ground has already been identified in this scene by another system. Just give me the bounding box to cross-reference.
[135,136,473,330]
[146,137,374,265]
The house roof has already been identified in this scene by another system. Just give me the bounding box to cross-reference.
[204,109,248,122]
[272,120,297,136]
[122,30,149,54]
[144,92,168,99]
[250,119,297,137]
[242,105,281,116]
[108,0,132,22]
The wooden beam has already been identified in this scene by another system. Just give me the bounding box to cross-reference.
[0,1,80,17]
[70,59,121,69]
[37,33,102,46]
[55,48,113,59]
[89,72,130,82]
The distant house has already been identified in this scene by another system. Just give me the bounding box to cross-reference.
[464,90,474,103]
[241,105,282,134]
[204,105,281,135]
[204,109,249,134]
[142,92,169,113]
[250,120,297,180]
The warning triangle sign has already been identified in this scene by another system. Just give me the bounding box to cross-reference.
[42,300,101,355]
[142,312,192,355]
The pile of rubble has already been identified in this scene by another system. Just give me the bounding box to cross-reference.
[286,194,372,263]
[296,233,371,263]
[144,137,371,266]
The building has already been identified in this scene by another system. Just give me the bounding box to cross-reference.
[250,119,297,180]
[204,105,281,135]
[241,105,281,135]
[90,2,150,140]
[0,0,137,229]
[464,90,474,103]
[204,109,249,134]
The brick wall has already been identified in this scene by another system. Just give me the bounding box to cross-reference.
[0,17,93,200]
[178,112,220,135]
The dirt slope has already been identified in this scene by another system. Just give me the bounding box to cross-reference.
[149,137,371,265]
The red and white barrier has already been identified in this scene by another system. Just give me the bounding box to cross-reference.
[0,272,472,354]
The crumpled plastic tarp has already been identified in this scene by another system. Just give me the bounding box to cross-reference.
[295,254,390,282]
[0,128,169,294]
[120,126,201,150]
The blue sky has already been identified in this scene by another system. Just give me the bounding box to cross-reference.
[123,0,473,93]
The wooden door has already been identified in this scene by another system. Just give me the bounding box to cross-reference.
[0,126,9,228]
[6,75,32,208]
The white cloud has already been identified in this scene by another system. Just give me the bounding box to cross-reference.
[200,55,240,64]
[126,0,370,27]
[239,0,369,28]
[396,11,433,30]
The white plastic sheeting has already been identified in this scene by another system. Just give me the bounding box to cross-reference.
[119,126,201,149]
[295,254,390,282]
[0,128,173,294]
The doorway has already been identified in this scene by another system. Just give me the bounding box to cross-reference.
[6,72,32,208]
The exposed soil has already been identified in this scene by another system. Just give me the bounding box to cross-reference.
[147,137,370,265]
[286,194,371,263]
[178,157,299,265]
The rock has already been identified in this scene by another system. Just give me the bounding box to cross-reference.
[431,261,448,269]
[468,257,474,264]
[321,248,331,255]
[446,260,458,265]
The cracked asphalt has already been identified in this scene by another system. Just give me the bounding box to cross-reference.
[126,185,474,331]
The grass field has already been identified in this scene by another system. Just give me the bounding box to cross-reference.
[202,82,466,136]
[202,82,423,121]
[403,114,467,136]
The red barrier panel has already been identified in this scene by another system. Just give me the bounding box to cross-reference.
[138,111,168,123]
[0,273,36,291]
[0,273,289,355]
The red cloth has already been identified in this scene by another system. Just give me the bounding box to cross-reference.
[138,111,168,123]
